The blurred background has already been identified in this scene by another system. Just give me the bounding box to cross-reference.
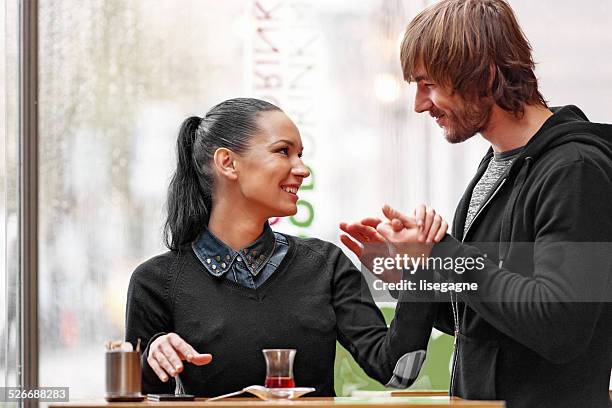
[2,0,612,398]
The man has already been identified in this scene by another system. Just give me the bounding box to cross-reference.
[340,1,612,407]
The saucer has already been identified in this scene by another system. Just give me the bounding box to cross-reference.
[249,386,316,400]
[207,385,316,401]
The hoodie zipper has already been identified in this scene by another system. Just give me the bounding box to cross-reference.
[449,178,507,397]
[462,179,507,242]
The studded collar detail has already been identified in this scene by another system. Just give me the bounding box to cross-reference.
[192,222,276,277]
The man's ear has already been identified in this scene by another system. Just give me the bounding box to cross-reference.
[213,148,238,180]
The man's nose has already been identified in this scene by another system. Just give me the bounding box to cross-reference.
[414,88,433,113]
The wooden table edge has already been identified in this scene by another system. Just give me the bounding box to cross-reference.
[48,396,505,408]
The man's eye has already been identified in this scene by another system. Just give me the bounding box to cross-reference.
[278,147,289,155]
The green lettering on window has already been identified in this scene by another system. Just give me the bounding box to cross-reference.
[290,199,314,227]
[300,166,315,190]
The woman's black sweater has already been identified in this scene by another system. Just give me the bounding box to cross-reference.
[126,235,435,397]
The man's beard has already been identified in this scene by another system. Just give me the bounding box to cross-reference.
[435,98,493,144]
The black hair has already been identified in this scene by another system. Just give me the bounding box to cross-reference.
[163,97,282,251]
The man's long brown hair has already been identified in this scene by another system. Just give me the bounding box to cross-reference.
[400,0,546,117]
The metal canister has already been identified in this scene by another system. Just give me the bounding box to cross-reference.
[105,350,142,400]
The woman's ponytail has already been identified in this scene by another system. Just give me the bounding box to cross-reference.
[163,116,212,250]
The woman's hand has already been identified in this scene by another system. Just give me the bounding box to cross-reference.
[340,204,448,282]
[147,333,213,382]
[383,203,448,244]
[340,217,404,283]
[376,204,448,260]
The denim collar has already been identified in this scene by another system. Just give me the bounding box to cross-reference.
[192,222,276,277]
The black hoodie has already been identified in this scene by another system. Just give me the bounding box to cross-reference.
[429,106,612,408]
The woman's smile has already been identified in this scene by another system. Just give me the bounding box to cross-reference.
[281,184,300,201]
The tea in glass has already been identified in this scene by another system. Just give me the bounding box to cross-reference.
[262,349,296,389]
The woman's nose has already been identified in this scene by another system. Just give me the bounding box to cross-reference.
[292,161,310,178]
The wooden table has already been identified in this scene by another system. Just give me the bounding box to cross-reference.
[391,392,449,397]
[50,396,505,408]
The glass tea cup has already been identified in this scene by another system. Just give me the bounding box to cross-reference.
[262,349,296,388]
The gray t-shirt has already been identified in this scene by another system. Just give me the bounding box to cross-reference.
[463,146,524,239]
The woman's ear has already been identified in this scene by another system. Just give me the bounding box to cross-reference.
[213,148,238,181]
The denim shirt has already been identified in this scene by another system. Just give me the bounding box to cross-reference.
[192,223,288,289]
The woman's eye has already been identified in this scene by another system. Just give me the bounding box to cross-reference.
[278,147,289,156]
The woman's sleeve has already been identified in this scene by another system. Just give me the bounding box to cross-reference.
[125,254,176,394]
[331,246,437,389]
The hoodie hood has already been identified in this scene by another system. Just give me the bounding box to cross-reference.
[521,105,612,162]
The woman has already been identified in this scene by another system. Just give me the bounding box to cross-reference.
[125,98,447,397]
